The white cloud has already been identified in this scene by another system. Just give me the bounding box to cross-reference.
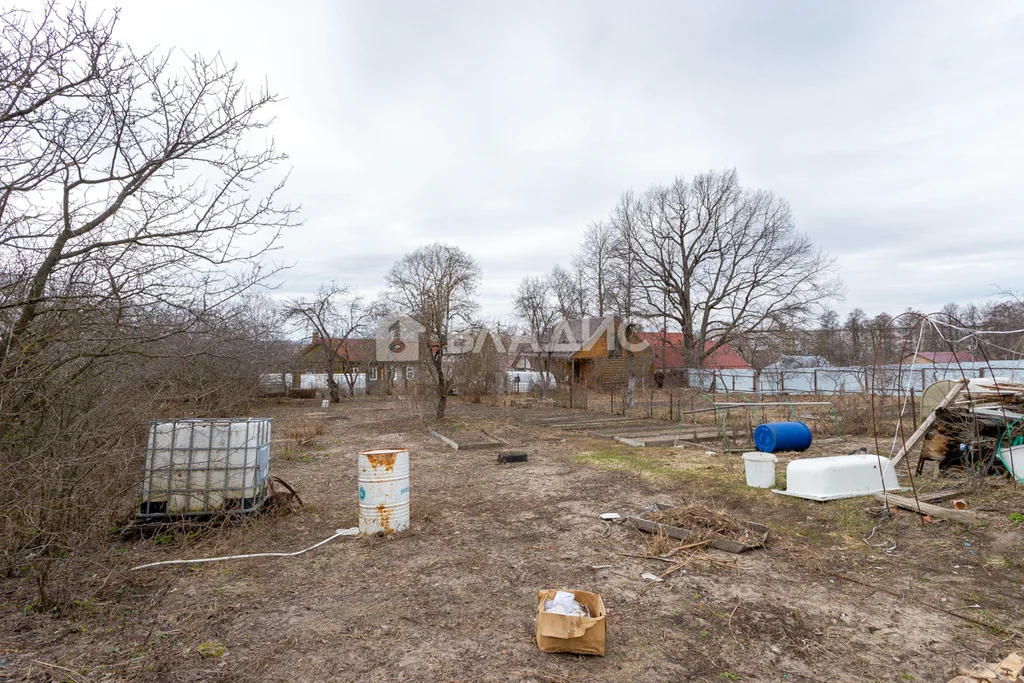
[93,0,1024,317]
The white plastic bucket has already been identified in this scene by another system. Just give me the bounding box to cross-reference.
[741,452,778,488]
[358,448,410,534]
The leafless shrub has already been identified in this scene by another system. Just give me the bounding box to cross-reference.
[0,4,292,610]
[286,418,327,448]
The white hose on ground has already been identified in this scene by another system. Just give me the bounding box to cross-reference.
[129,527,359,571]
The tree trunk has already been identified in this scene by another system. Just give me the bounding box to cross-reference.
[327,360,340,402]
[433,352,447,418]
[540,357,549,400]
[625,349,637,408]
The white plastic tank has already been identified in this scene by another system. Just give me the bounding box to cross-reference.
[358,448,410,534]
[141,418,271,517]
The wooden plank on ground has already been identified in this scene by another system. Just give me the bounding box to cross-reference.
[428,428,502,452]
[479,429,507,445]
[574,422,665,434]
[429,428,459,450]
[638,435,688,447]
[872,492,981,525]
[890,380,965,468]
[457,441,504,451]
[547,418,654,430]
[627,516,769,554]
[915,487,963,503]
[613,429,689,439]
[629,516,690,540]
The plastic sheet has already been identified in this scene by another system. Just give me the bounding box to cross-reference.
[544,590,591,617]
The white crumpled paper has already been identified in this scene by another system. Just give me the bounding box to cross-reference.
[543,590,591,617]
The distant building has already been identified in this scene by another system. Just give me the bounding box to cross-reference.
[901,351,979,365]
[518,317,650,388]
[637,331,751,387]
[299,336,416,393]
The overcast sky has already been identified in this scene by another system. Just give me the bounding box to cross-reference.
[96,0,1023,321]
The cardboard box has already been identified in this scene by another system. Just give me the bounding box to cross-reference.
[535,589,606,656]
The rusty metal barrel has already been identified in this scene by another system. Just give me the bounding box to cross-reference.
[357,448,410,534]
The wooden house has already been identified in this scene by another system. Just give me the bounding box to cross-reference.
[299,336,417,394]
[520,317,654,389]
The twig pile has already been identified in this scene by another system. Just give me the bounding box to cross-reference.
[647,503,759,545]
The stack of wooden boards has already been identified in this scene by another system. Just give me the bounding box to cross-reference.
[893,378,1024,477]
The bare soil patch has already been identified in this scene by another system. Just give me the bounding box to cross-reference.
[2,396,1022,681]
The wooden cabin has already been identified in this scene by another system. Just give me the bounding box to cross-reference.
[521,317,654,389]
[299,336,417,394]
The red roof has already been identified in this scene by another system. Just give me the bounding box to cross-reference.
[304,337,377,363]
[638,332,751,370]
[909,351,979,364]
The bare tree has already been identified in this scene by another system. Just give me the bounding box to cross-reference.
[574,221,617,316]
[606,191,647,405]
[548,265,589,320]
[1,5,294,370]
[285,283,373,402]
[867,312,896,363]
[513,276,559,399]
[845,308,867,364]
[813,308,843,363]
[606,191,642,320]
[384,243,481,418]
[0,3,293,609]
[621,170,841,378]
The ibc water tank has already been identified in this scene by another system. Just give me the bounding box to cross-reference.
[139,418,272,519]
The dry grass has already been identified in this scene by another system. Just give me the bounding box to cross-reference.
[284,418,326,448]
[647,502,751,540]
[643,528,679,556]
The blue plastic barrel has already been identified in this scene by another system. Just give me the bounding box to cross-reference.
[754,421,812,453]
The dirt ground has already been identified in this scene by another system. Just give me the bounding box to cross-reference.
[2,396,1023,682]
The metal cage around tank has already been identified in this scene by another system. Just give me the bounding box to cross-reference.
[137,418,272,522]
